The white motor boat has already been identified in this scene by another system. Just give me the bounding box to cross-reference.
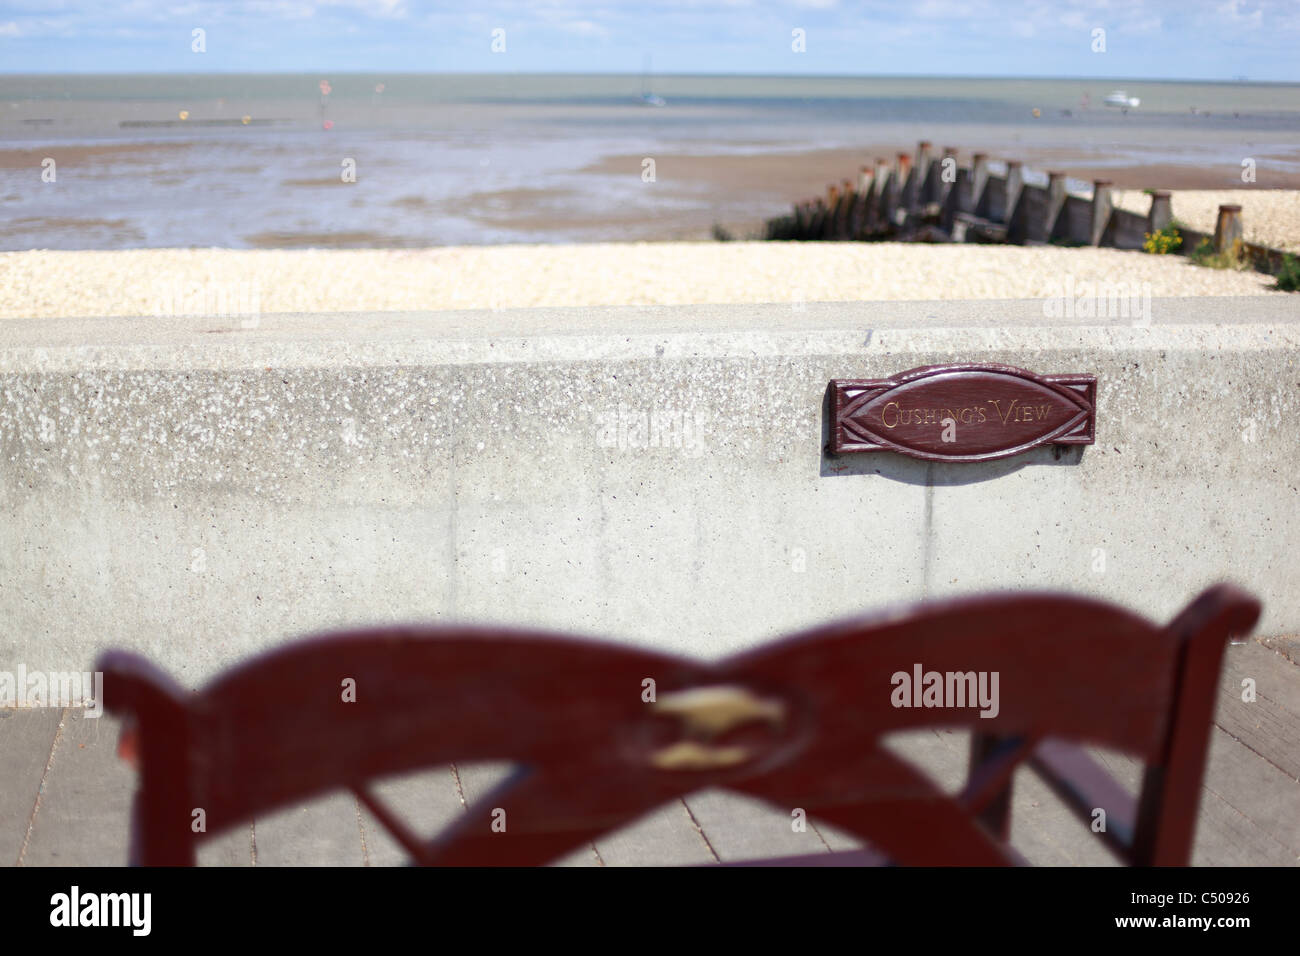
[1104,90,1140,109]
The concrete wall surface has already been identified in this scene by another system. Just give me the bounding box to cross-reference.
[2,297,1298,685]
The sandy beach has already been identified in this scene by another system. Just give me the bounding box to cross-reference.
[7,72,1300,249]
[1112,189,1300,252]
[0,243,1283,321]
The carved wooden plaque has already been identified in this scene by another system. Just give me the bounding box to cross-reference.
[831,364,1096,462]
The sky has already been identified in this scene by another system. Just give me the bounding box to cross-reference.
[0,0,1295,81]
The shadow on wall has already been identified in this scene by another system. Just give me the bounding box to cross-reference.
[817,383,1088,486]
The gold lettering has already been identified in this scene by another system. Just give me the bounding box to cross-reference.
[960,408,973,425]
[882,402,899,428]
[924,409,937,425]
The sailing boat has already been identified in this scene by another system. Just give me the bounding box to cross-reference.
[640,55,666,107]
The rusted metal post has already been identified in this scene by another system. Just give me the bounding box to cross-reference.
[1090,180,1113,246]
[1214,203,1243,254]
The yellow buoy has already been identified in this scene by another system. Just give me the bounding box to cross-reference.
[1031,107,1041,118]
[178,110,189,120]
[241,115,251,125]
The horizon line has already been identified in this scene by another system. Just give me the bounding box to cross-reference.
[0,69,1291,85]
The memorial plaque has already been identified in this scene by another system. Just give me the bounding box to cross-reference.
[830,364,1096,462]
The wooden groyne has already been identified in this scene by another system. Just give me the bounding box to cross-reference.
[765,140,1288,273]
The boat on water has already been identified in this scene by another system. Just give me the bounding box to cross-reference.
[1103,90,1140,109]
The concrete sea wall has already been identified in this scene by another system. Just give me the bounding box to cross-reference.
[2,298,1298,685]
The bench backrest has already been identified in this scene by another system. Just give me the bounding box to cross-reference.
[100,584,1259,865]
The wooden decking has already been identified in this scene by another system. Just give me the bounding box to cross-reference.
[2,640,1296,867]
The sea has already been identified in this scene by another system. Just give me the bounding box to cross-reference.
[2,73,1299,249]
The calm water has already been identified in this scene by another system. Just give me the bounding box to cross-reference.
[2,73,1299,249]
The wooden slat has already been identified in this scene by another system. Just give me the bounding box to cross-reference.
[0,708,60,865]
[592,800,716,866]
[1197,725,1299,862]
[923,726,1115,865]
[198,824,254,866]
[251,792,365,866]
[22,711,134,866]
[356,767,466,867]
[1214,642,1300,780]
[1030,739,1137,859]
[452,761,515,806]
[448,762,599,866]
[721,848,889,867]
[682,789,830,862]
[1088,741,1298,866]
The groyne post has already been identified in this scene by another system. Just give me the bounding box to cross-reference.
[910,140,931,208]
[934,147,957,209]
[1046,171,1066,241]
[971,153,989,215]
[1090,180,1113,247]
[1214,204,1243,254]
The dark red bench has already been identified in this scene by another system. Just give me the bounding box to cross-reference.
[99,583,1258,865]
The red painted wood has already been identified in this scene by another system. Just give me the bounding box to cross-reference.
[99,584,1258,866]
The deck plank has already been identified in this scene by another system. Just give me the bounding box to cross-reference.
[593,800,716,866]
[683,789,830,862]
[0,708,61,865]
[6,647,1298,867]
[198,824,254,866]
[21,711,133,866]
[1214,642,1300,781]
[1087,734,1298,866]
[450,761,599,865]
[252,792,365,866]
[360,767,466,867]
[1196,725,1299,863]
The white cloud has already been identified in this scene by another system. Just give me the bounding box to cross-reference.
[1217,0,1263,27]
[560,18,610,37]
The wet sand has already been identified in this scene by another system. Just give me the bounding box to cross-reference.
[0,142,191,170]
[579,148,1300,239]
[6,139,1299,247]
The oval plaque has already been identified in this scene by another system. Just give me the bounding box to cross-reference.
[831,364,1096,462]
